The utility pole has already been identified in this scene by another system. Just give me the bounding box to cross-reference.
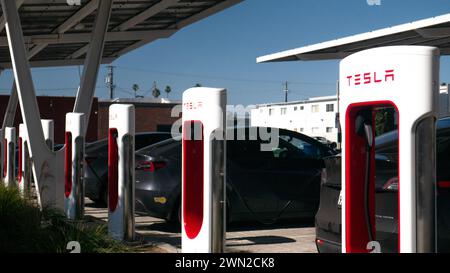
[106,65,115,100]
[284,81,289,103]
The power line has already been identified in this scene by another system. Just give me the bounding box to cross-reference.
[114,65,336,86]
[284,81,289,102]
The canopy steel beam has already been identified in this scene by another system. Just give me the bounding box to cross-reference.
[27,0,100,59]
[0,0,25,33]
[112,0,179,32]
[69,0,179,60]
[73,0,113,134]
[0,30,176,46]
[0,57,116,69]
[0,0,63,208]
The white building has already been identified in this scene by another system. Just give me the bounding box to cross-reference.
[251,84,450,143]
[251,95,339,142]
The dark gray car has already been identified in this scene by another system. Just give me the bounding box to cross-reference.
[315,117,450,253]
[84,132,172,205]
[134,127,337,224]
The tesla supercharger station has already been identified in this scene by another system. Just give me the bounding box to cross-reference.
[64,113,86,220]
[3,127,16,187]
[18,124,31,195]
[340,46,439,253]
[108,104,135,241]
[181,87,227,253]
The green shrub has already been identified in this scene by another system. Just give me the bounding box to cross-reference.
[0,184,129,253]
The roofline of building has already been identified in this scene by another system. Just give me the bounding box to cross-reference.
[98,98,181,106]
[255,95,337,108]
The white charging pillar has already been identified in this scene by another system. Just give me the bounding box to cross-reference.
[41,119,54,150]
[64,113,86,220]
[108,104,135,241]
[341,46,439,253]
[3,127,16,187]
[18,124,31,195]
[181,87,227,253]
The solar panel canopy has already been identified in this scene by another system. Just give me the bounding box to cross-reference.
[0,0,241,68]
[257,13,450,63]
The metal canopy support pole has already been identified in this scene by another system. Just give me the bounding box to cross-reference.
[73,0,113,135]
[0,83,18,176]
[1,83,18,130]
[0,0,63,209]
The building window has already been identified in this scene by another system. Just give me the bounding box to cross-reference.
[269,108,274,116]
[311,105,319,113]
[294,106,298,111]
[300,128,304,132]
[280,108,287,115]
[326,127,333,133]
[300,106,304,110]
[326,104,334,112]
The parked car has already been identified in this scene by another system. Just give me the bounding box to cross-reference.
[313,136,337,150]
[134,127,337,224]
[315,117,450,253]
[84,132,172,205]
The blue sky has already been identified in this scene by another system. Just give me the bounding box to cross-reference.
[1,0,450,105]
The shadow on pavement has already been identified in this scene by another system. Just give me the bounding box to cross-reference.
[137,217,314,234]
[227,218,315,232]
[227,235,296,247]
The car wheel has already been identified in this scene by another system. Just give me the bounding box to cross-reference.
[167,198,182,224]
[101,188,108,207]
[93,186,107,207]
[177,203,182,224]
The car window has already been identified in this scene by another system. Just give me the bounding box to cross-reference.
[135,133,171,150]
[437,130,450,158]
[228,139,271,160]
[274,134,322,159]
[137,138,180,156]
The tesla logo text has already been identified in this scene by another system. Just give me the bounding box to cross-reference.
[347,70,394,87]
[183,101,203,111]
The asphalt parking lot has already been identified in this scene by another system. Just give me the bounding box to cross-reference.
[85,199,317,253]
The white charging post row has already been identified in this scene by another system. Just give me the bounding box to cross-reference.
[16,120,54,194]
[181,87,227,253]
[64,113,86,220]
[108,104,135,241]
[18,124,30,194]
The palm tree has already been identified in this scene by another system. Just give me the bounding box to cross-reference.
[152,81,161,98]
[132,84,140,98]
[165,85,172,98]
